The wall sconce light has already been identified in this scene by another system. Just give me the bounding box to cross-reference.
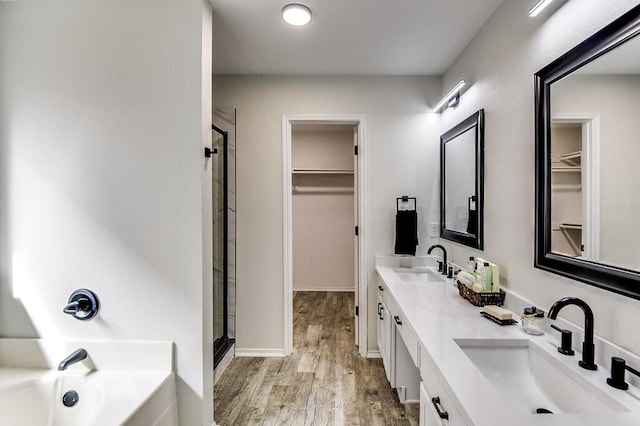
[529,0,554,17]
[432,79,466,112]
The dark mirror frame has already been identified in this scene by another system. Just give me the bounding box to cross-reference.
[440,109,484,250]
[534,4,640,300]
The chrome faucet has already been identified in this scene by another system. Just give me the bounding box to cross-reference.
[427,244,448,274]
[58,348,88,371]
[547,297,597,370]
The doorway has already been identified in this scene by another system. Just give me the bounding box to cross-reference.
[292,123,355,294]
[282,114,367,357]
[550,114,600,261]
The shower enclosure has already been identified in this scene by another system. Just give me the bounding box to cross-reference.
[212,109,236,368]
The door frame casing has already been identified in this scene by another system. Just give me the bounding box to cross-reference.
[282,113,368,357]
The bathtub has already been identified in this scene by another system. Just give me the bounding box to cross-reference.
[0,339,177,426]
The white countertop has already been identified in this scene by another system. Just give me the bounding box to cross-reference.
[375,259,640,426]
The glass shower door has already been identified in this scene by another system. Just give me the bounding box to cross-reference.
[213,108,236,368]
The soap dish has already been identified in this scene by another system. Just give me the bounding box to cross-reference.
[480,311,518,326]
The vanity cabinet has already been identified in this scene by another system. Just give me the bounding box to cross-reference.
[420,346,467,426]
[391,316,420,403]
[377,281,420,403]
[376,291,392,384]
[420,382,444,426]
[392,305,420,366]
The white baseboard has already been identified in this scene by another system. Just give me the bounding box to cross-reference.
[234,348,286,358]
[293,286,355,292]
[367,350,381,359]
[214,343,235,385]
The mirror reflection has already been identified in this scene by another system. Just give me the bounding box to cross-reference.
[550,34,640,271]
[440,109,484,250]
[444,128,476,234]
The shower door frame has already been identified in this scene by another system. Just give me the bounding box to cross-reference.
[212,123,234,368]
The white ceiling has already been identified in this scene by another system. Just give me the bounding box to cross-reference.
[211,0,505,75]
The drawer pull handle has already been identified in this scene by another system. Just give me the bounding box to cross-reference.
[377,302,382,316]
[431,397,449,420]
[378,285,384,291]
[379,307,384,320]
[393,316,402,325]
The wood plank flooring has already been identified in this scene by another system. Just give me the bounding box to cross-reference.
[214,291,419,425]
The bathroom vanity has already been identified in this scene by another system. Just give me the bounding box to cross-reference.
[375,256,640,426]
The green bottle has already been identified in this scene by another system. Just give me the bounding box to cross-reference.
[481,262,493,292]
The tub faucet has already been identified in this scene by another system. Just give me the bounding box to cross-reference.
[427,244,447,274]
[548,297,597,371]
[58,348,88,371]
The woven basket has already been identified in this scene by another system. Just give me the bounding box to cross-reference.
[457,281,505,307]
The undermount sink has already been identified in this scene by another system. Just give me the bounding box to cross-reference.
[393,268,445,283]
[455,338,628,415]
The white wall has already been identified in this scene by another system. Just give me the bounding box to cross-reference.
[201,3,215,423]
[0,1,214,424]
[440,0,640,356]
[213,75,442,353]
[292,127,355,170]
[292,191,355,291]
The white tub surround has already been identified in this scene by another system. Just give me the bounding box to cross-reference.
[375,256,640,426]
[0,339,177,426]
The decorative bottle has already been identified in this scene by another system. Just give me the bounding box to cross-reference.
[481,262,493,292]
[467,256,475,273]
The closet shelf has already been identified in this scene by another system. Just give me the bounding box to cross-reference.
[559,223,582,230]
[558,151,582,162]
[551,183,581,190]
[551,165,581,172]
[292,168,354,175]
[551,223,583,232]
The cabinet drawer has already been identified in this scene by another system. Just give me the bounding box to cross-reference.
[420,348,467,426]
[387,297,419,366]
[392,311,419,366]
[420,381,444,426]
[376,277,390,307]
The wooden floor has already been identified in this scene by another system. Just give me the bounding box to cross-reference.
[214,291,419,425]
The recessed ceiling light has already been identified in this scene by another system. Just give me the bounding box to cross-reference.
[282,3,312,26]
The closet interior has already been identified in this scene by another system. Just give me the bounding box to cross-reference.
[291,124,357,292]
[550,121,583,257]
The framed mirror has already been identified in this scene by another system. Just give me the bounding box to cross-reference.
[535,4,640,300]
[440,109,484,249]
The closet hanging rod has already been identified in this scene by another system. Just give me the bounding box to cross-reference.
[293,186,354,194]
[292,168,354,174]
